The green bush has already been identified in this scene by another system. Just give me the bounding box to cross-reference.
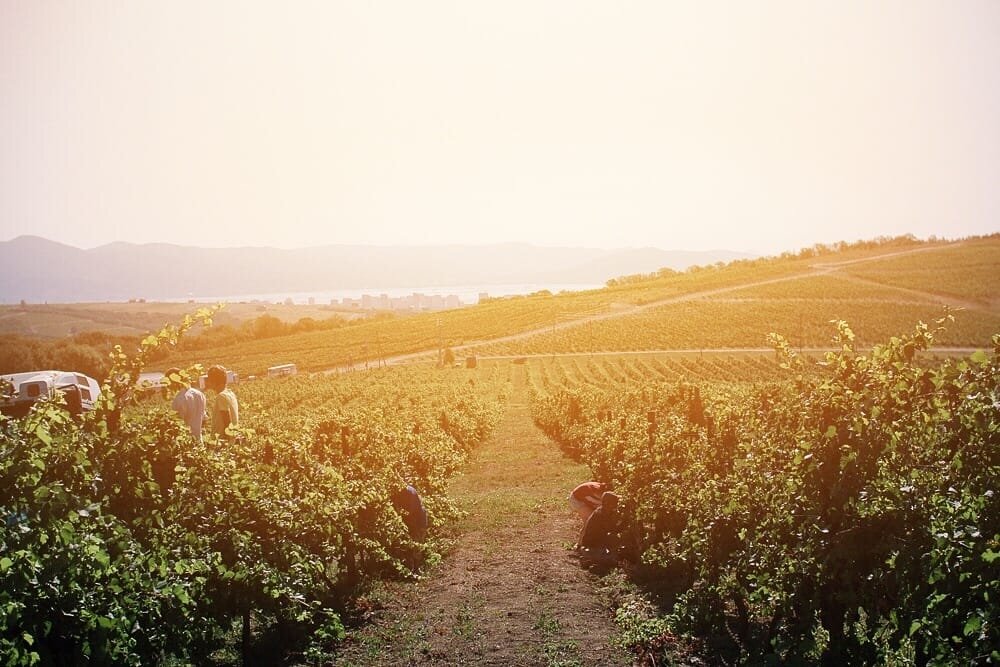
[536,319,999,664]
[0,308,506,664]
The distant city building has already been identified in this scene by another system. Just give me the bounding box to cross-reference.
[317,292,466,312]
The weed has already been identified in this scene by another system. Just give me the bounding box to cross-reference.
[540,639,583,667]
[453,604,476,638]
[534,610,561,635]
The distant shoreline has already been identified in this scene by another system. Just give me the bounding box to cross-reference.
[155,282,606,306]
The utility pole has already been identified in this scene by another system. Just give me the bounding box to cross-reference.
[551,308,557,361]
[799,311,804,354]
[377,329,385,368]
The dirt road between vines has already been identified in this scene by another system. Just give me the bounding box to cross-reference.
[334,365,630,667]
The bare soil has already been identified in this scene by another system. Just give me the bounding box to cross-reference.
[334,367,631,666]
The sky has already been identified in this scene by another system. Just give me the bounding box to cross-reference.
[2,1,999,256]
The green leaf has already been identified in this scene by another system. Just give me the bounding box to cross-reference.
[963,616,981,636]
[909,620,922,636]
[34,426,52,446]
[969,350,987,365]
[22,631,34,646]
[172,585,191,605]
[983,549,1000,564]
[0,557,12,572]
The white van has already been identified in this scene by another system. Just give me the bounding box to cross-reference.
[0,370,102,417]
[267,363,297,378]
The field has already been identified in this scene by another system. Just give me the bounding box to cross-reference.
[161,236,999,376]
[2,326,509,664]
[514,352,795,391]
[838,241,1000,305]
[2,235,998,665]
[0,300,364,338]
[529,327,998,664]
[4,236,996,381]
[471,300,999,356]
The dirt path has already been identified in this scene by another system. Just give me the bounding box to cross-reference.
[470,346,982,361]
[334,366,630,667]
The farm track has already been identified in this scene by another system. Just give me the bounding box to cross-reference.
[469,347,983,361]
[334,365,629,666]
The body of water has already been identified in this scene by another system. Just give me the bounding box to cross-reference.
[162,283,605,306]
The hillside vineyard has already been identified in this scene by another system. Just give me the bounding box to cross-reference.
[0,235,997,664]
[160,235,999,376]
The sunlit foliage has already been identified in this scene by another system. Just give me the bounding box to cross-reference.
[534,320,999,664]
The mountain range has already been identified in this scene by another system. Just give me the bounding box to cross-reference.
[0,236,755,303]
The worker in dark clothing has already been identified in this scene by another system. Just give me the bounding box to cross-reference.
[392,484,428,542]
[569,480,608,520]
[576,492,621,560]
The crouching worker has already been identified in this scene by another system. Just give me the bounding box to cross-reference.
[392,483,428,542]
[576,491,622,562]
[569,480,608,521]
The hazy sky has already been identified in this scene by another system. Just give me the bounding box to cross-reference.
[2,1,998,255]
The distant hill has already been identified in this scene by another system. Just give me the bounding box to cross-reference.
[0,236,754,303]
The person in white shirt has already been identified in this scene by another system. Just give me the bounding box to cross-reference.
[165,367,206,441]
